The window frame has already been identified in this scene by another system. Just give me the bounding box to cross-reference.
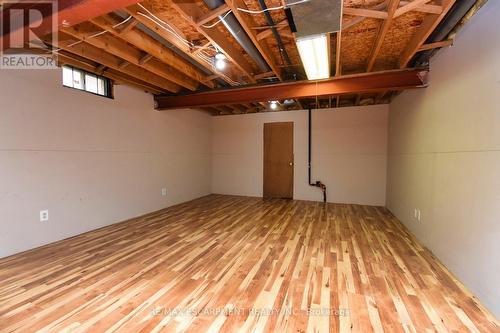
[62,65,114,99]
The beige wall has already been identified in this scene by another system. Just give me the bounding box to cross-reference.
[386,1,500,317]
[0,69,211,258]
[212,105,388,205]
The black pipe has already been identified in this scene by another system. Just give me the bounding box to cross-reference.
[257,0,293,76]
[308,108,327,203]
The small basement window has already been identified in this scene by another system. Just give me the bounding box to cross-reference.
[62,65,113,98]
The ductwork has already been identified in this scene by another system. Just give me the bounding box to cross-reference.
[202,0,270,73]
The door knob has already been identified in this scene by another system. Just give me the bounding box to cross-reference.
[289,162,293,166]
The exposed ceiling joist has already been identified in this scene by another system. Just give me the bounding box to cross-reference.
[46,32,180,93]
[224,0,283,81]
[62,24,200,90]
[343,7,388,19]
[154,68,428,110]
[118,17,139,34]
[195,4,230,27]
[254,71,275,80]
[367,0,401,72]
[124,4,237,86]
[256,20,288,41]
[394,0,431,18]
[335,31,342,77]
[399,0,457,68]
[342,1,442,24]
[418,39,453,51]
[169,0,257,82]
[399,1,443,15]
[90,15,214,89]
[0,0,143,47]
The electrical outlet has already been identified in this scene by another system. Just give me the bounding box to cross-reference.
[161,188,167,196]
[40,210,49,222]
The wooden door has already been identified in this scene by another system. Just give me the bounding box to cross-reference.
[263,122,294,199]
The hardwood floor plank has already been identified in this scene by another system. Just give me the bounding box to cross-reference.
[0,195,499,332]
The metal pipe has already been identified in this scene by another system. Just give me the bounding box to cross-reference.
[256,0,292,69]
[202,0,271,73]
[308,108,327,203]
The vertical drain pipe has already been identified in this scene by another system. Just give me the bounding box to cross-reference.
[308,108,327,203]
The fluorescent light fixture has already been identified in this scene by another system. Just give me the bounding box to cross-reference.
[296,34,330,80]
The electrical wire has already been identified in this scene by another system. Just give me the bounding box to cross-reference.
[201,10,232,28]
[54,15,135,50]
[134,5,241,86]
[49,4,247,87]
[237,0,310,14]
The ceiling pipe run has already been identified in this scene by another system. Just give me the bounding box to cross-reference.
[202,0,271,73]
[256,0,293,75]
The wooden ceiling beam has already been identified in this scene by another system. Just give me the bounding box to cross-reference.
[256,20,288,41]
[124,4,238,85]
[342,2,387,31]
[224,0,283,81]
[342,7,388,19]
[168,0,257,83]
[367,0,400,72]
[418,39,453,51]
[118,18,139,34]
[139,53,154,65]
[154,68,428,110]
[342,1,442,31]
[254,71,275,80]
[398,1,442,15]
[399,0,457,68]
[62,24,199,90]
[394,0,431,18]
[91,15,214,89]
[0,0,143,49]
[46,32,180,93]
[335,31,342,77]
[195,4,230,27]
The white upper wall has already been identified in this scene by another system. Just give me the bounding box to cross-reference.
[212,105,388,206]
[387,1,500,318]
[0,69,212,258]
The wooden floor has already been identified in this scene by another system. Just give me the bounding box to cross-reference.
[0,195,498,333]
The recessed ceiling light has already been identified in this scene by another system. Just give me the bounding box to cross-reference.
[296,34,330,80]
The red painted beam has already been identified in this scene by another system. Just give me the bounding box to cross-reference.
[155,68,428,110]
[1,0,142,51]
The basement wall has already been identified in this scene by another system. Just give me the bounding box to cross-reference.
[211,105,388,206]
[386,1,500,318]
[0,69,212,258]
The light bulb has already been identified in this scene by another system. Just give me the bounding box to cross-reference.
[214,52,226,70]
[270,101,278,110]
[215,58,226,70]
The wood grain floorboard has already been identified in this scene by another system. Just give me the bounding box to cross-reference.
[0,194,498,332]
